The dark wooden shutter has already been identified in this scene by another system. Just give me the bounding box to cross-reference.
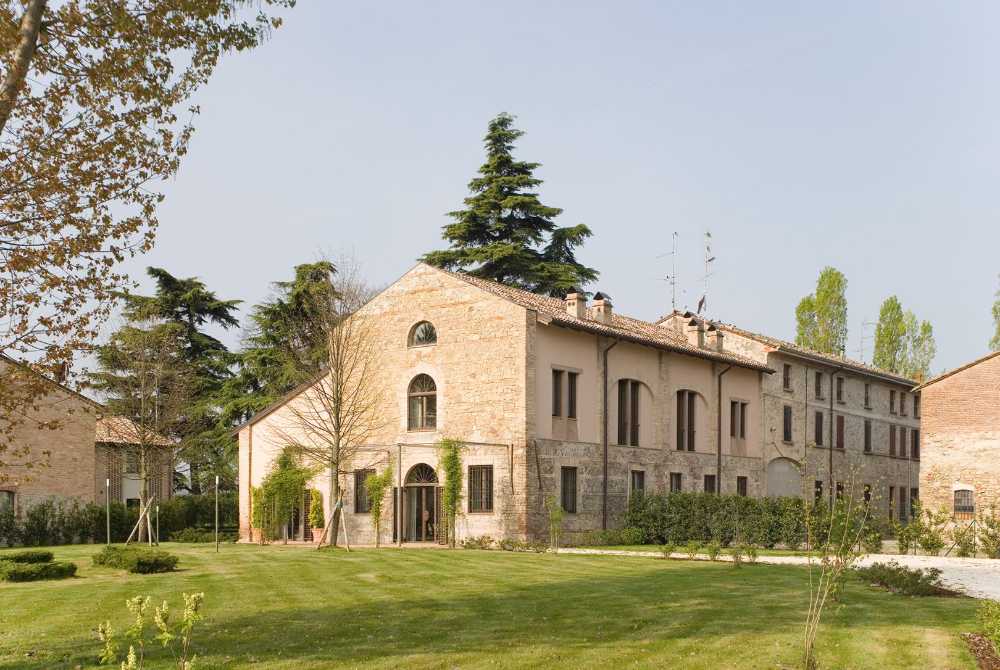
[617,381,627,445]
[676,392,685,451]
[629,381,640,446]
[687,392,696,451]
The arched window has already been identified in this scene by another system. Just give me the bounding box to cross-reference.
[954,489,975,520]
[407,374,437,431]
[617,379,642,446]
[405,463,438,484]
[676,390,698,452]
[408,321,437,347]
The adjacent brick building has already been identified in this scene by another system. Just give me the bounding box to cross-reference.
[916,350,1000,519]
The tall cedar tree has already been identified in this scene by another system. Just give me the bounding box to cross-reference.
[992,275,1000,351]
[121,268,241,493]
[795,267,848,356]
[218,261,336,428]
[0,1,292,476]
[873,295,936,380]
[422,113,597,296]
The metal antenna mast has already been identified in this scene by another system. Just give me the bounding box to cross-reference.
[857,318,876,363]
[655,231,680,313]
[697,231,715,316]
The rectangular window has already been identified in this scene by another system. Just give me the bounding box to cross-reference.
[898,488,907,522]
[618,380,641,446]
[864,383,871,409]
[567,372,578,419]
[703,474,717,494]
[669,472,682,492]
[630,470,645,499]
[900,392,907,416]
[560,466,577,513]
[783,363,792,391]
[836,377,845,403]
[864,419,872,453]
[889,486,895,519]
[552,369,563,417]
[889,424,896,456]
[914,394,921,418]
[783,405,793,442]
[740,402,748,439]
[889,389,896,414]
[814,480,823,502]
[815,371,823,399]
[814,411,824,446]
[468,465,494,513]
[954,489,975,520]
[677,390,696,451]
[911,429,920,460]
[730,400,738,437]
[737,476,748,497]
[899,426,907,458]
[836,415,845,450]
[354,469,375,513]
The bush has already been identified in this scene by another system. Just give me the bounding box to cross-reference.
[460,535,494,550]
[855,561,953,596]
[619,526,645,545]
[1,549,53,564]
[745,543,759,564]
[953,522,977,558]
[729,544,744,568]
[660,543,677,559]
[308,489,324,529]
[168,528,237,543]
[979,600,1000,651]
[684,541,701,559]
[980,509,1000,559]
[93,546,178,574]
[861,528,884,554]
[0,560,77,582]
[706,541,722,561]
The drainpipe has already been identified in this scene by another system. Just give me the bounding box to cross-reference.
[600,338,619,529]
[716,365,732,494]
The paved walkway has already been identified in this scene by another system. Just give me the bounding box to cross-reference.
[557,548,1000,600]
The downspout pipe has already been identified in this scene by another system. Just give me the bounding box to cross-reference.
[716,365,732,494]
[601,338,619,529]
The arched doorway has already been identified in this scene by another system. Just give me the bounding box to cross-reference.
[403,463,439,542]
[766,457,800,497]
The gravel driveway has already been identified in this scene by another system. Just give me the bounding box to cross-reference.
[558,548,1000,600]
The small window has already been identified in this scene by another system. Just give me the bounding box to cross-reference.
[703,474,717,494]
[954,489,974,520]
[730,400,738,437]
[889,389,897,414]
[899,426,907,458]
[814,480,823,503]
[560,467,577,513]
[354,469,375,512]
[677,390,696,451]
[737,476,748,497]
[836,415,844,450]
[914,394,921,418]
[814,411,824,446]
[552,370,563,417]
[567,372,578,419]
[618,379,641,446]
[864,419,872,453]
[814,371,823,399]
[783,405,793,442]
[407,374,437,431]
[408,321,437,346]
[889,424,896,456]
[630,470,645,499]
[669,472,682,492]
[468,465,493,513]
[782,364,792,391]
[900,392,908,416]
[864,383,871,409]
[911,429,920,460]
[836,377,845,403]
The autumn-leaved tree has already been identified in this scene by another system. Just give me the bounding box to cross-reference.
[795,267,848,356]
[0,0,292,475]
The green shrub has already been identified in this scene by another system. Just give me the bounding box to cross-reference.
[0,560,77,582]
[729,544,744,568]
[308,489,324,529]
[855,561,952,596]
[461,535,494,550]
[745,543,759,564]
[660,543,677,559]
[167,528,237,543]
[684,541,701,559]
[861,528,884,554]
[706,541,722,561]
[1,549,53,564]
[953,522,977,558]
[93,545,178,574]
[619,526,645,545]
[978,600,1000,651]
[980,509,1000,559]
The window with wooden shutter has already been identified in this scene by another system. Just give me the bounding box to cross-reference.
[737,476,748,497]
[836,415,844,449]
[703,474,717,494]
[552,370,563,417]
[468,465,493,513]
[567,372,578,419]
[814,411,824,446]
[669,472,682,492]
[889,424,896,456]
[560,467,577,513]
[783,405,793,442]
[864,419,872,453]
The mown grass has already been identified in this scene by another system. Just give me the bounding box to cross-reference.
[578,544,818,557]
[0,543,978,669]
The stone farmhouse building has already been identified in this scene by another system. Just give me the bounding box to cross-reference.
[916,350,1000,520]
[658,314,921,522]
[0,354,173,516]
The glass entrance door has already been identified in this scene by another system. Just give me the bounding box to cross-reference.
[404,486,437,542]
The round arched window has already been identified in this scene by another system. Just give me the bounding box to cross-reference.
[408,321,437,347]
[407,374,437,431]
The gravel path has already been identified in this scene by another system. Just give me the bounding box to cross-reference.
[557,547,1000,600]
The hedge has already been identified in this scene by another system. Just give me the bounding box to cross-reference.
[168,528,238,543]
[0,549,54,564]
[0,560,78,582]
[93,545,179,574]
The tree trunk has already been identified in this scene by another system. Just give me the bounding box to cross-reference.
[138,451,149,543]
[0,0,47,135]
[329,465,341,547]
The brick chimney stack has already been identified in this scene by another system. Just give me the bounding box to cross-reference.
[564,289,587,319]
[686,318,705,348]
[591,292,613,324]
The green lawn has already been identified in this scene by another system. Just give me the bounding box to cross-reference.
[578,544,819,557]
[0,543,979,669]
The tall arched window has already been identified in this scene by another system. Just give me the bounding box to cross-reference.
[407,374,437,431]
[617,379,641,446]
[408,321,437,347]
[676,390,698,452]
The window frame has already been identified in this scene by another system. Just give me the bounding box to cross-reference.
[814,411,824,446]
[864,419,872,453]
[676,389,697,451]
[552,369,563,417]
[408,321,437,347]
[954,489,974,520]
[407,374,438,432]
[354,468,375,513]
[467,465,494,514]
[836,377,845,404]
[567,372,578,419]
[814,371,823,399]
[669,472,682,492]
[911,429,920,460]
[889,389,897,414]
[560,466,578,514]
[835,414,845,450]
[630,470,645,500]
[617,379,641,446]
[864,383,871,409]
[782,364,792,391]
[736,476,748,497]
[703,474,717,495]
[782,405,793,443]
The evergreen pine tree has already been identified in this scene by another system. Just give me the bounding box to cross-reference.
[422,113,597,296]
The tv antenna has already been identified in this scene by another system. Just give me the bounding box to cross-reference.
[656,232,679,312]
[857,318,876,362]
[697,231,715,316]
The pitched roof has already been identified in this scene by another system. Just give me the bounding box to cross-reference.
[436,267,773,373]
[912,349,1000,391]
[658,312,917,386]
[0,352,104,410]
[95,417,174,447]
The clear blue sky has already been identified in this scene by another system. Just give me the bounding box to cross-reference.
[123,1,999,374]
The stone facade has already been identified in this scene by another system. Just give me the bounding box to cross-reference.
[918,351,1000,518]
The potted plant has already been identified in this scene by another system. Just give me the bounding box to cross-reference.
[308,489,325,542]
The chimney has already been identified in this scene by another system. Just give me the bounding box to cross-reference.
[706,324,725,352]
[564,289,587,319]
[686,318,705,348]
[591,292,613,324]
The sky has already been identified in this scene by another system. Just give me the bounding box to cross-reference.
[120,1,1000,374]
